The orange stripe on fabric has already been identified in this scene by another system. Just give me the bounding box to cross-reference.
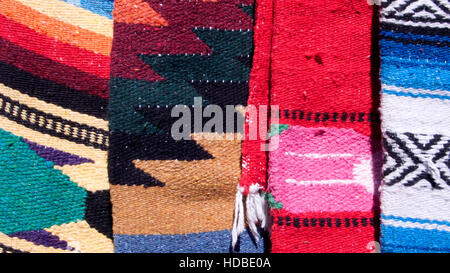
[0,14,110,79]
[16,0,113,37]
[113,0,168,26]
[0,0,112,56]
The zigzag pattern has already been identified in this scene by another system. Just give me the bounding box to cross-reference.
[108,0,262,253]
[137,27,252,134]
[382,0,450,19]
[383,131,450,189]
[381,0,450,28]
[109,0,254,187]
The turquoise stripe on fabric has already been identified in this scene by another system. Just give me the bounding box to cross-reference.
[382,215,450,227]
[381,224,450,253]
[383,90,450,100]
[381,64,450,91]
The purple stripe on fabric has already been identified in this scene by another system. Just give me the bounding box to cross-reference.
[9,230,72,250]
[24,139,93,166]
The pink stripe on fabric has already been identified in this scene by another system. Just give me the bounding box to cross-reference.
[269,126,381,213]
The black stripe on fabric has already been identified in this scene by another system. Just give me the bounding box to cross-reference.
[431,0,450,14]
[280,109,380,123]
[386,131,421,165]
[381,22,450,37]
[403,172,443,189]
[383,13,450,24]
[0,93,108,150]
[275,217,376,228]
[381,0,398,9]
[0,60,108,119]
[405,133,443,150]
[385,165,419,186]
[137,105,245,134]
[0,243,26,253]
[433,140,450,162]
[191,81,249,107]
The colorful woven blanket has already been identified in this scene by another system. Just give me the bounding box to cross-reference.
[109,0,264,253]
[0,0,113,252]
[0,0,448,253]
[379,0,450,253]
[234,0,383,253]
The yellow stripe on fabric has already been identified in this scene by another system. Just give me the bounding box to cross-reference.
[55,162,109,192]
[16,0,113,38]
[0,116,106,163]
[45,220,113,253]
[0,232,74,253]
[0,84,108,131]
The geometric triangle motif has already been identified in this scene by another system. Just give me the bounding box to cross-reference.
[108,131,214,187]
[132,133,242,190]
[383,131,450,189]
[382,0,450,22]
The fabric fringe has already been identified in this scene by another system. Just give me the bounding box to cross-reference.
[231,184,270,248]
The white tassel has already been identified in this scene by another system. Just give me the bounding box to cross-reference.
[231,184,270,248]
[246,184,269,240]
[231,186,245,248]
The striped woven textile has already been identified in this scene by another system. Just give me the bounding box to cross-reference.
[379,0,450,253]
[234,0,383,253]
[109,0,265,253]
[0,0,448,254]
[0,0,113,253]
[267,0,382,253]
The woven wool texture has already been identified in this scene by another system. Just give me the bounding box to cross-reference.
[0,0,448,254]
[239,0,273,194]
[379,0,450,253]
[268,0,383,253]
[0,0,114,253]
[232,0,273,246]
[109,0,265,253]
[237,0,384,253]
